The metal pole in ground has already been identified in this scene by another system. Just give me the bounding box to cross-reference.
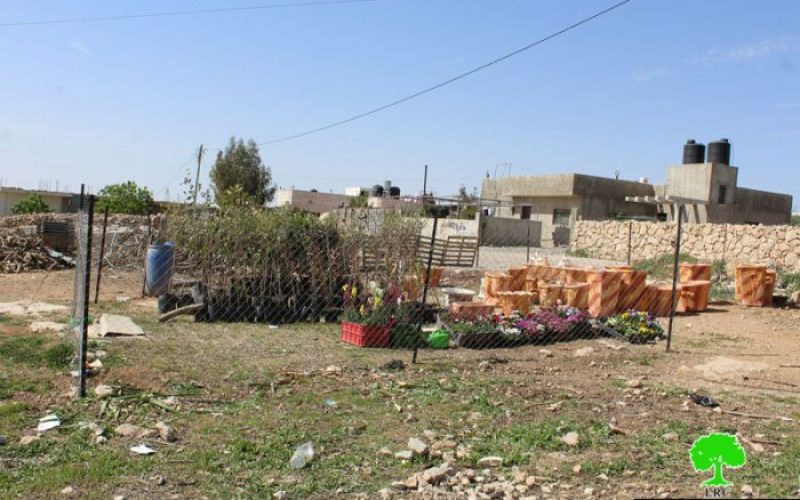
[627,221,633,265]
[78,194,95,398]
[413,215,438,364]
[666,205,684,352]
[140,209,152,298]
[94,206,110,304]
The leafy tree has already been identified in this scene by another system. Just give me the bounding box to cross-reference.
[96,181,154,215]
[210,137,275,206]
[689,433,746,487]
[11,194,53,215]
[456,184,479,220]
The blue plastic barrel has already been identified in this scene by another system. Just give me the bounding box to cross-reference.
[145,242,175,297]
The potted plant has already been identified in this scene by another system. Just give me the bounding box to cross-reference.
[515,306,590,344]
[604,310,664,344]
[446,317,503,349]
[340,282,400,347]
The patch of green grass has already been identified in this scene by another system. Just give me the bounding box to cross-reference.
[566,248,590,258]
[739,441,800,497]
[0,335,74,370]
[579,457,631,477]
[469,418,611,465]
[0,373,51,399]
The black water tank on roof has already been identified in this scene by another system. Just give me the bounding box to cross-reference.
[371,184,384,197]
[389,186,400,197]
[707,138,731,165]
[682,139,706,164]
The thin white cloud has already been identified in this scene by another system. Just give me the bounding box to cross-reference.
[632,67,672,83]
[69,42,91,56]
[694,36,800,64]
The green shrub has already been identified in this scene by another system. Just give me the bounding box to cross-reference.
[10,194,53,215]
[778,270,800,294]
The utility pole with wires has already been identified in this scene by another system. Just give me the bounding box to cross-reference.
[193,144,204,206]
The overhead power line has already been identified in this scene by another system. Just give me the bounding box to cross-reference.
[0,0,375,29]
[257,0,634,146]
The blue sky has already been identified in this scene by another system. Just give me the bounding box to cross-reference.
[1,0,798,207]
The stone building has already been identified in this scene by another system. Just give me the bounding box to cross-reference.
[481,139,793,246]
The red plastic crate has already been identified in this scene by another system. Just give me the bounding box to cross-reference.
[340,321,391,348]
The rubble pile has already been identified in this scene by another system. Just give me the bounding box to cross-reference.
[0,232,73,273]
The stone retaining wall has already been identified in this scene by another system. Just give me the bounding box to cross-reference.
[572,220,800,271]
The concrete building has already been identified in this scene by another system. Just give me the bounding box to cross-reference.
[0,187,77,216]
[275,189,351,215]
[276,188,416,214]
[481,139,793,245]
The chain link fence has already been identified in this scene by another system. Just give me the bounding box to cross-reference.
[113,202,669,365]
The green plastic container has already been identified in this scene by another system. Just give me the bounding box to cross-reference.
[428,330,450,349]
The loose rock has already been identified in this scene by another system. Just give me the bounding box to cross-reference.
[477,456,503,468]
[560,432,580,447]
[408,437,429,456]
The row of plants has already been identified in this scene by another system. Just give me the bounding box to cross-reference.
[340,278,665,349]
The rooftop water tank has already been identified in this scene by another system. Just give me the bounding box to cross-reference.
[707,138,731,165]
[682,139,706,164]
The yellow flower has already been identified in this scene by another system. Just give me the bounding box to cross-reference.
[359,305,366,316]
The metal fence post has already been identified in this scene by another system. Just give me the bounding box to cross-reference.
[78,194,95,397]
[666,205,683,352]
[626,221,632,265]
[413,215,438,364]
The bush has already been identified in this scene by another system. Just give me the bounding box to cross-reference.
[11,194,53,215]
[779,270,800,294]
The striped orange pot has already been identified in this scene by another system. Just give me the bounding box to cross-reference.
[617,269,648,312]
[562,283,589,309]
[564,267,589,284]
[679,263,711,283]
[495,291,535,315]
[507,267,528,291]
[586,270,622,317]
[680,280,712,312]
[485,272,511,300]
[648,283,684,317]
[735,264,768,307]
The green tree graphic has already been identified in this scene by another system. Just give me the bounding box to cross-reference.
[690,433,747,487]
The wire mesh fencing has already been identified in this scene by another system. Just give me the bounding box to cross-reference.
[70,193,95,397]
[136,204,673,359]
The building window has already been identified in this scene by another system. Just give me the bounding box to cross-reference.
[718,185,727,205]
[552,209,571,226]
[521,206,531,220]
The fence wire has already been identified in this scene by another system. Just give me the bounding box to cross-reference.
[135,205,670,357]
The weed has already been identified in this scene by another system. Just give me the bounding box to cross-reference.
[0,335,74,370]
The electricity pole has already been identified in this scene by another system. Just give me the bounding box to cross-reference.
[193,144,204,206]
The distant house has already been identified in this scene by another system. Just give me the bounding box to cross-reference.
[0,187,78,216]
[482,139,793,246]
[276,187,416,215]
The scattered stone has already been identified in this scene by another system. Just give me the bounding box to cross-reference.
[741,484,754,495]
[273,491,289,500]
[0,435,6,446]
[560,432,580,447]
[156,421,177,442]
[115,296,132,303]
[19,435,40,445]
[626,378,643,388]
[574,347,594,357]
[478,361,491,371]
[113,496,126,500]
[94,384,114,398]
[88,314,145,338]
[477,456,503,468]
[324,365,343,374]
[60,486,76,496]
[572,464,582,474]
[408,437,429,456]
[584,487,595,496]
[378,447,393,457]
[422,466,447,484]
[154,475,167,486]
[114,423,143,437]
[394,450,413,460]
[539,349,553,357]
[597,473,609,482]
[378,487,394,499]
[525,476,537,487]
[96,436,108,444]
[662,432,679,442]
[382,359,405,371]
[404,474,419,490]
[432,440,457,452]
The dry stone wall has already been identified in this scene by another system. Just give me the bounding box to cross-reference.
[572,220,800,271]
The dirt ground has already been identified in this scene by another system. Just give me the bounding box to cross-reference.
[1,270,800,499]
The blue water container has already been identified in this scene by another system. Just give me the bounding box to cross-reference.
[145,242,175,297]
